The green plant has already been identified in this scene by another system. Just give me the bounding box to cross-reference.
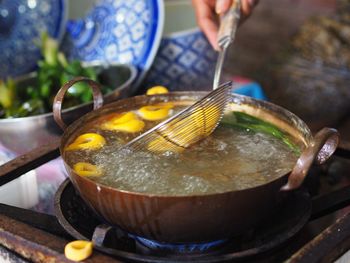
[0,33,111,118]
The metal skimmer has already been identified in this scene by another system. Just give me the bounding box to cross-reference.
[213,0,241,90]
[123,82,233,152]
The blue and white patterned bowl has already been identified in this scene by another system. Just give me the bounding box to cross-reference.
[144,0,217,91]
[0,0,66,78]
[62,0,164,90]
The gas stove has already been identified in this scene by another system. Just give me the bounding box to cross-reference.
[0,123,350,262]
[53,178,310,262]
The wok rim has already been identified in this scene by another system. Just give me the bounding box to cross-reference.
[60,91,313,198]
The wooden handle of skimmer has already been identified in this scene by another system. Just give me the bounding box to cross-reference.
[53,77,104,131]
[281,127,339,191]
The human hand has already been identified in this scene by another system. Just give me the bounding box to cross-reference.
[192,0,259,50]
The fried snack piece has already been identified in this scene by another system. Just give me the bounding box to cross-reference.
[146,85,169,95]
[65,240,93,261]
[65,133,106,151]
[147,135,184,153]
[100,112,145,133]
[138,103,174,121]
[73,162,103,177]
[146,105,219,152]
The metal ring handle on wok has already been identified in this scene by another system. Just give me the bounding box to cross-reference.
[53,77,104,131]
[281,127,339,191]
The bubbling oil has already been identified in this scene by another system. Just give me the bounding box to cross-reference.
[64,107,300,196]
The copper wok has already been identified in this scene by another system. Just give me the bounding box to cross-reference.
[50,78,339,243]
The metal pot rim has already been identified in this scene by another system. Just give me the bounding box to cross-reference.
[60,91,315,197]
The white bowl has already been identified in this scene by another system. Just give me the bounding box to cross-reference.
[0,150,38,209]
[144,0,217,91]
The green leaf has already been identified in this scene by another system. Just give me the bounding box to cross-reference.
[41,32,59,66]
[66,82,92,103]
[0,79,16,108]
[221,111,301,155]
[57,52,68,68]
[82,66,97,80]
[65,60,84,76]
[8,99,45,118]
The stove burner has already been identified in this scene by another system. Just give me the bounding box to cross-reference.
[132,236,227,254]
[54,179,311,262]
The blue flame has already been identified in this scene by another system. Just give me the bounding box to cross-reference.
[132,235,227,253]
